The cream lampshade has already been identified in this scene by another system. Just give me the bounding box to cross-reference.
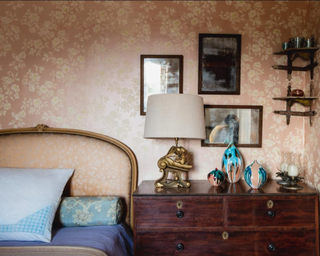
[144,94,205,188]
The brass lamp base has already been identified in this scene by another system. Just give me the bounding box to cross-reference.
[154,142,192,188]
[154,166,191,188]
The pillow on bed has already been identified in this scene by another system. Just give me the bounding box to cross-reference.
[0,167,74,242]
[58,196,122,227]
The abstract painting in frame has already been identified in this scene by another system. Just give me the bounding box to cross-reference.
[202,105,263,148]
[140,55,183,115]
[198,34,241,95]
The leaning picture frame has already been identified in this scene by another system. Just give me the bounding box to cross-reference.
[202,105,263,148]
[140,55,183,115]
[198,34,241,95]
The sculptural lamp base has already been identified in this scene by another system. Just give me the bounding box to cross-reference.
[154,167,191,188]
[154,138,192,188]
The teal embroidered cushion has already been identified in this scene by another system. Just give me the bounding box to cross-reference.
[58,197,122,227]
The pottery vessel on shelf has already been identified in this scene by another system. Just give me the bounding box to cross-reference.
[207,168,225,186]
[222,143,243,183]
[291,89,304,97]
[244,160,268,189]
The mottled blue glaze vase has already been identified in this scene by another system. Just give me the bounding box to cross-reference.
[244,160,268,189]
[222,143,243,183]
[207,168,225,186]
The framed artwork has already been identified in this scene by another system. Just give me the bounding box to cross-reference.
[140,55,183,115]
[198,34,241,95]
[202,105,263,148]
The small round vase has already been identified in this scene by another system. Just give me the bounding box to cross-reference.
[207,168,225,186]
[291,89,304,97]
[244,160,267,189]
[222,143,243,183]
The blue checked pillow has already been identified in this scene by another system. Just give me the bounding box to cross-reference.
[0,168,74,242]
[57,197,122,227]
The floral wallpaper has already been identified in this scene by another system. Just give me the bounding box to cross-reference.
[0,1,319,189]
[304,1,320,191]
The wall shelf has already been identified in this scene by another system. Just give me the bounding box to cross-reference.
[272,47,318,126]
[272,63,318,72]
[273,97,318,125]
[273,47,319,60]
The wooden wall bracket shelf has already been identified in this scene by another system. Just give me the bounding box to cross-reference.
[273,47,319,61]
[272,63,318,72]
[273,97,318,125]
[272,47,319,126]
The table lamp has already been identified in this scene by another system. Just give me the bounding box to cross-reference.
[144,94,205,188]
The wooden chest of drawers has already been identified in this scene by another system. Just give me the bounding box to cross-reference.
[133,180,319,256]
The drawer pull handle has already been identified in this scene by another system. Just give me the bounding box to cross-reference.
[268,243,276,252]
[176,211,184,218]
[268,210,275,218]
[267,200,274,208]
[222,231,229,240]
[176,243,184,251]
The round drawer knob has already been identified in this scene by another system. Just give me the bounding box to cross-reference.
[268,210,275,218]
[176,210,184,218]
[176,243,184,251]
[268,243,276,252]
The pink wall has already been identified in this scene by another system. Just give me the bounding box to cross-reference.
[0,1,318,186]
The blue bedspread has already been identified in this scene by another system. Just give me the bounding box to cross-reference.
[0,223,133,256]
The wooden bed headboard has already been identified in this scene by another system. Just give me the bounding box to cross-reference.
[0,124,138,230]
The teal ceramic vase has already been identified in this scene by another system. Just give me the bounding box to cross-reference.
[207,168,225,186]
[244,160,267,189]
[222,143,243,183]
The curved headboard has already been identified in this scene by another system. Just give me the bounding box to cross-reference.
[0,124,138,230]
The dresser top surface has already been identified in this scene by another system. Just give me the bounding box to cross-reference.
[133,180,318,197]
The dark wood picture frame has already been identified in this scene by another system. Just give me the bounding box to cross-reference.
[198,34,241,95]
[202,105,263,148]
[140,55,183,116]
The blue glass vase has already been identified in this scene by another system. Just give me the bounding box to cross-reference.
[244,160,267,189]
[222,143,243,183]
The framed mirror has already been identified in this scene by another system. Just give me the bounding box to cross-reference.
[198,34,241,95]
[202,105,263,148]
[140,55,183,115]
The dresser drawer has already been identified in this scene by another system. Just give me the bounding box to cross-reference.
[225,196,316,227]
[134,196,223,228]
[135,230,317,256]
[135,231,223,256]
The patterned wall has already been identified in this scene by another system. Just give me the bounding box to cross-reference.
[304,1,320,191]
[0,1,319,188]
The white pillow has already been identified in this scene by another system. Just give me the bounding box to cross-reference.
[0,168,74,242]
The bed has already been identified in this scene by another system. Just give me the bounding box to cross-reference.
[0,124,138,256]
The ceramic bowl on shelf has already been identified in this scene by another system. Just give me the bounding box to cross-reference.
[291,89,304,97]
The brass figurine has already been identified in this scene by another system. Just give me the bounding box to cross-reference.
[154,139,192,188]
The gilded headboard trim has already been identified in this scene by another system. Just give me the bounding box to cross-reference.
[0,124,138,230]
